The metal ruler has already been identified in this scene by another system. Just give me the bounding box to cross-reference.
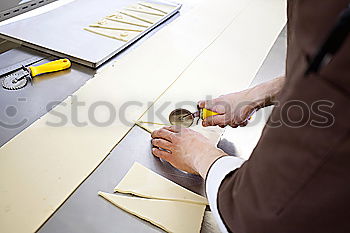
[0,55,45,77]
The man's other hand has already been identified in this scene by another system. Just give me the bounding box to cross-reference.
[151,126,227,178]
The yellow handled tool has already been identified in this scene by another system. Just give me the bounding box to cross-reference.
[2,58,71,90]
[203,108,255,121]
[201,108,220,119]
[169,107,254,128]
[169,108,221,128]
[29,59,71,77]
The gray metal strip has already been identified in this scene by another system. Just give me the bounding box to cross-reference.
[0,0,181,68]
[0,0,58,22]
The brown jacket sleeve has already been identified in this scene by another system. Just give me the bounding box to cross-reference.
[217,1,350,233]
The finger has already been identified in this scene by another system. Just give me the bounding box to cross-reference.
[163,125,181,133]
[151,128,175,141]
[198,100,218,110]
[152,139,173,152]
[152,148,171,161]
[198,100,206,108]
[202,115,227,127]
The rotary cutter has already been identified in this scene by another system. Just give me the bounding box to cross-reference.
[2,58,71,90]
[168,107,220,128]
[169,107,256,127]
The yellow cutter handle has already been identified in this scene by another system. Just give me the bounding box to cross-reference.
[202,108,221,119]
[201,108,255,123]
[29,59,71,77]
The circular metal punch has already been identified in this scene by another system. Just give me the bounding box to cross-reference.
[169,108,194,128]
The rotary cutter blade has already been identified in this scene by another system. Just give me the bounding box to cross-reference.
[169,108,194,127]
[2,71,29,90]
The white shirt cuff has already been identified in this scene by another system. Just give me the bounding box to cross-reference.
[206,156,246,233]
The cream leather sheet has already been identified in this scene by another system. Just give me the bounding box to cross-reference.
[114,162,208,205]
[137,122,224,146]
[0,0,286,232]
[99,191,206,233]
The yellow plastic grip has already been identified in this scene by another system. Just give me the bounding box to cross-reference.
[202,108,220,119]
[29,58,71,77]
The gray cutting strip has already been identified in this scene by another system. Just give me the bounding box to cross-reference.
[0,0,181,68]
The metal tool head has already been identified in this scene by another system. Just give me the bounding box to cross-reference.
[2,67,30,90]
[169,108,194,127]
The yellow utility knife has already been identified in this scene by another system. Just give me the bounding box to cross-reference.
[2,58,71,90]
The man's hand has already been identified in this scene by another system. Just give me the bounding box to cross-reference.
[198,91,257,128]
[198,76,285,128]
[151,126,227,178]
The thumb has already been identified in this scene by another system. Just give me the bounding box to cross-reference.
[197,100,206,109]
[198,99,216,110]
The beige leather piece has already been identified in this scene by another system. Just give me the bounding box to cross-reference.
[86,1,174,41]
[138,1,178,14]
[99,192,206,233]
[90,19,145,32]
[106,13,151,28]
[114,162,208,205]
[119,10,162,24]
[84,27,140,42]
[139,123,224,146]
[0,0,286,232]
[125,3,167,17]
